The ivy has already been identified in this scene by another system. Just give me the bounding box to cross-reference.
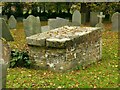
[10,49,32,68]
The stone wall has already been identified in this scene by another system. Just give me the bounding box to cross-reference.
[27,26,102,72]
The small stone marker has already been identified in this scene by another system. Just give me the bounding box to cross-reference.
[23,15,41,37]
[8,15,17,29]
[90,12,99,27]
[0,18,14,41]
[96,12,105,31]
[111,12,120,32]
[72,10,81,26]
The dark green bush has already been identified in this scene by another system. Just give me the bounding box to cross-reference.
[10,49,32,68]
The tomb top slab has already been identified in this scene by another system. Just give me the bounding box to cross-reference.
[26,26,101,48]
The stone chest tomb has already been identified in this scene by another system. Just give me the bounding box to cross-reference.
[26,26,102,72]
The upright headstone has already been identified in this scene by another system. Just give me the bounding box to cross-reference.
[48,19,57,30]
[56,17,69,27]
[0,39,11,89]
[48,17,69,30]
[0,18,14,41]
[23,15,41,37]
[111,12,120,32]
[2,15,7,22]
[81,13,86,24]
[96,12,105,31]
[8,15,17,29]
[72,10,81,26]
[90,12,99,27]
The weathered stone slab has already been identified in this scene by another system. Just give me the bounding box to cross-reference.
[8,15,17,29]
[0,18,14,41]
[23,15,41,37]
[111,12,120,32]
[27,26,102,72]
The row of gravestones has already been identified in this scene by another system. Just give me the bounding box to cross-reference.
[23,10,119,38]
[1,15,17,29]
[23,10,82,37]
[1,10,120,36]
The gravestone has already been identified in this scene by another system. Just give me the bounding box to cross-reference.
[0,18,14,41]
[48,17,69,30]
[41,26,50,33]
[72,10,81,26]
[81,13,86,24]
[2,15,7,22]
[111,12,120,32]
[23,15,41,37]
[0,39,11,89]
[96,12,105,31]
[90,12,99,27]
[8,15,17,29]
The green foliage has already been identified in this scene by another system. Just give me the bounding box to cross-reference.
[10,49,31,68]
[87,2,120,17]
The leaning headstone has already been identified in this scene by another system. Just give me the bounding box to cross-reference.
[72,10,81,26]
[0,18,14,41]
[23,15,41,37]
[0,39,11,89]
[95,12,105,31]
[90,12,99,27]
[111,12,120,32]
[8,15,17,29]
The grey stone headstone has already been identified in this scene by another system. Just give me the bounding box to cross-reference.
[56,17,69,27]
[48,19,57,30]
[72,10,81,26]
[0,39,11,89]
[23,15,41,37]
[8,15,17,29]
[111,12,120,32]
[81,13,86,24]
[2,15,7,22]
[41,26,50,33]
[90,12,99,27]
[48,17,69,30]
[0,18,14,41]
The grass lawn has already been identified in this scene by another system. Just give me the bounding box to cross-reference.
[6,21,119,88]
